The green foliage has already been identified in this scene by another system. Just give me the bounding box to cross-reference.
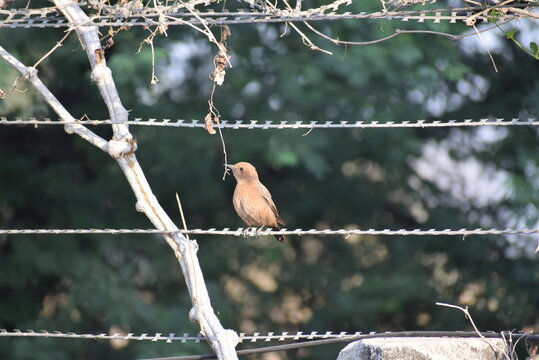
[1,3,539,359]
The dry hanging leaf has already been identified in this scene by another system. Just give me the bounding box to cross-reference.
[210,26,232,86]
[211,52,229,86]
[204,113,216,135]
[221,25,231,40]
[104,38,115,50]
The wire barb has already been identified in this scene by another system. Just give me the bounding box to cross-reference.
[0,117,537,129]
[1,329,538,343]
[0,227,538,236]
[0,4,536,28]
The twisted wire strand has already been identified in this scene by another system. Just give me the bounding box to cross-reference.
[1,329,538,343]
[0,227,537,236]
[0,4,535,27]
[0,329,357,342]
[1,117,538,129]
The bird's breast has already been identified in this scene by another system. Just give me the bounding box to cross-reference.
[233,184,278,227]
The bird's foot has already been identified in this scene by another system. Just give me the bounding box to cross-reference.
[242,227,253,238]
[255,226,265,239]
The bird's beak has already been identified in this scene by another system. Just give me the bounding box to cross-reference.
[224,164,234,169]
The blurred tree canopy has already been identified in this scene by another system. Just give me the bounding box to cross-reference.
[0,0,538,359]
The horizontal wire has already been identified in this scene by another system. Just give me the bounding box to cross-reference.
[2,329,537,344]
[0,329,205,343]
[0,2,532,17]
[0,329,357,342]
[141,331,539,360]
[0,5,534,27]
[1,117,538,129]
[0,228,537,236]
[0,4,481,16]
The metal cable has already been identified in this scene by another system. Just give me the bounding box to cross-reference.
[0,329,205,343]
[0,330,365,342]
[1,117,538,129]
[0,227,537,236]
[139,331,539,360]
[2,329,537,344]
[0,5,534,28]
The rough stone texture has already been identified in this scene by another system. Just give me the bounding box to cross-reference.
[337,337,508,360]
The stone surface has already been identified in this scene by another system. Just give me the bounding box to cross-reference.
[336,337,507,360]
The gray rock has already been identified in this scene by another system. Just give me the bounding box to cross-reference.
[337,337,508,360]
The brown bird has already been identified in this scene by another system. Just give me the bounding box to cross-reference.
[226,162,287,243]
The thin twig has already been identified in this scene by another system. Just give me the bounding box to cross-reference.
[33,30,73,68]
[472,23,499,73]
[175,193,205,337]
[1,30,73,99]
[184,5,232,67]
[0,75,24,99]
[302,22,511,46]
[465,0,517,26]
[0,46,109,151]
[435,302,511,358]
[436,302,485,339]
[280,0,332,54]
[149,35,159,84]
[175,193,190,241]
[462,0,482,5]
[506,7,539,20]
[288,22,332,54]
[207,84,229,180]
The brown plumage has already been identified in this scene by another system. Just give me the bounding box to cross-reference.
[226,162,286,243]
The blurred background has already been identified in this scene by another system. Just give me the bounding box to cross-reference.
[0,0,538,358]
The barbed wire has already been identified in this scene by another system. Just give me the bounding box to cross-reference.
[0,0,353,17]
[2,329,349,342]
[0,5,535,28]
[0,227,537,237]
[2,329,537,343]
[142,331,539,360]
[1,117,538,129]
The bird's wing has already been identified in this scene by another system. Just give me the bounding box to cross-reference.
[256,183,286,226]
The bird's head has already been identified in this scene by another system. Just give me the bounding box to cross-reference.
[225,162,259,182]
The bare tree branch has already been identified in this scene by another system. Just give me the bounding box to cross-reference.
[506,6,539,20]
[54,0,132,142]
[0,46,109,151]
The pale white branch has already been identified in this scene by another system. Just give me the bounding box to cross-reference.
[54,0,132,142]
[0,45,109,151]
[50,1,239,359]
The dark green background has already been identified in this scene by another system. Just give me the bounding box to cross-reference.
[1,0,538,359]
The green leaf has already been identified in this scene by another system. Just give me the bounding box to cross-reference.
[505,28,517,40]
[487,9,500,23]
[530,42,539,57]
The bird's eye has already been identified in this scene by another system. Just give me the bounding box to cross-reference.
[239,167,244,171]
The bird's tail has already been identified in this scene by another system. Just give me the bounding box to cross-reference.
[272,227,287,243]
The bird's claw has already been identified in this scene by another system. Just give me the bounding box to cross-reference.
[240,227,265,238]
[255,226,265,239]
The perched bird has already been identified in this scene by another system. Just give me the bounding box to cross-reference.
[226,162,287,243]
